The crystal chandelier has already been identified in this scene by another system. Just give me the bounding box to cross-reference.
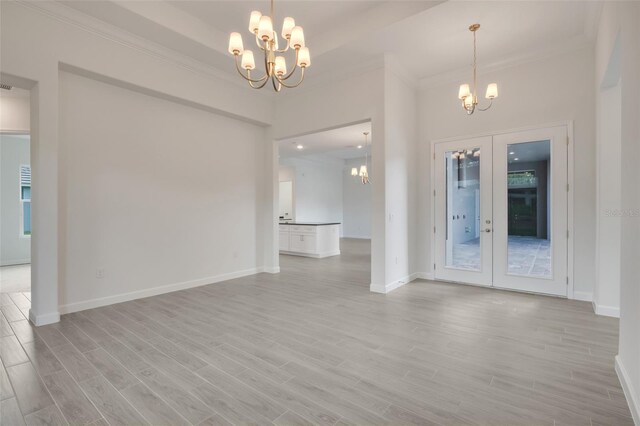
[228,0,310,92]
[350,132,370,184]
[458,24,498,114]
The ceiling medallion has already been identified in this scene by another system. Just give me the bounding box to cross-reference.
[458,24,498,114]
[228,0,310,92]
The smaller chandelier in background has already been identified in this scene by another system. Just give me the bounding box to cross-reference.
[351,132,370,185]
[458,24,498,115]
[228,0,310,92]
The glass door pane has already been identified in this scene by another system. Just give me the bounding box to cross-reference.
[445,148,481,271]
[506,140,552,278]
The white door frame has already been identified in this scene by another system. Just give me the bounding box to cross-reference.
[430,121,575,299]
[492,126,568,296]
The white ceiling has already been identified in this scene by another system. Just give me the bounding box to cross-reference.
[56,1,599,88]
[508,140,550,163]
[360,1,597,80]
[279,121,371,159]
[167,1,384,45]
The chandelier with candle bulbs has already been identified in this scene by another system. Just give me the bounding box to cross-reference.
[228,0,310,92]
[458,24,498,114]
[350,132,370,184]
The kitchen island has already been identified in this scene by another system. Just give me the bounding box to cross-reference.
[279,222,341,258]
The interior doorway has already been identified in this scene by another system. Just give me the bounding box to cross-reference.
[433,125,569,296]
[276,121,373,288]
[1,86,32,316]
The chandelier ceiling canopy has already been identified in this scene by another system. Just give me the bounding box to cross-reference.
[458,24,498,115]
[228,0,310,92]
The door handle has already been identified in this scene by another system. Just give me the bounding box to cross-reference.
[481,228,492,233]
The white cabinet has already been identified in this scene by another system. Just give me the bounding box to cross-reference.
[289,233,316,253]
[279,231,290,251]
[279,224,340,258]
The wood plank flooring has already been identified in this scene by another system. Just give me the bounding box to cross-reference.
[0,239,633,425]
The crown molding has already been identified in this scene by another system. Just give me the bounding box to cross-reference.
[15,0,274,99]
[418,34,593,91]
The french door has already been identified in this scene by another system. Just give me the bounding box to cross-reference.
[434,126,568,297]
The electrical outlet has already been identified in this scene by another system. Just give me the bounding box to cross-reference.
[96,268,105,279]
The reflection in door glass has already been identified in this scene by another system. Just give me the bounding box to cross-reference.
[445,148,481,271]
[507,140,552,278]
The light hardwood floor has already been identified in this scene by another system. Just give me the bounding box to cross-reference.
[0,238,633,425]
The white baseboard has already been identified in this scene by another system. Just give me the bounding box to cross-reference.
[29,309,60,326]
[592,300,620,318]
[574,293,619,318]
[369,283,387,293]
[316,250,340,258]
[370,273,420,294]
[415,272,434,280]
[615,355,640,425]
[262,266,280,274]
[572,291,593,302]
[0,259,31,267]
[59,267,261,315]
[279,250,340,259]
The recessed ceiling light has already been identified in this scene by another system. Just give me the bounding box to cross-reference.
[296,144,304,150]
[357,145,363,149]
[514,157,519,161]
[509,151,515,155]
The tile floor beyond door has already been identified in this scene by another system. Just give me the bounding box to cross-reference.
[0,239,633,425]
[452,235,551,277]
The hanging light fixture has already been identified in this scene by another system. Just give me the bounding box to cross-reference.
[354,132,370,185]
[228,0,310,92]
[458,24,498,115]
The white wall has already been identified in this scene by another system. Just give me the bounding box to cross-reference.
[1,1,277,323]
[383,64,419,288]
[595,81,621,317]
[0,134,31,266]
[58,71,266,312]
[596,2,640,423]
[0,93,30,133]
[278,166,295,221]
[279,156,343,233]
[278,181,293,220]
[343,157,372,239]
[418,46,597,298]
[278,155,373,239]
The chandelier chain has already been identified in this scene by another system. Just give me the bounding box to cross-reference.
[473,29,477,101]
